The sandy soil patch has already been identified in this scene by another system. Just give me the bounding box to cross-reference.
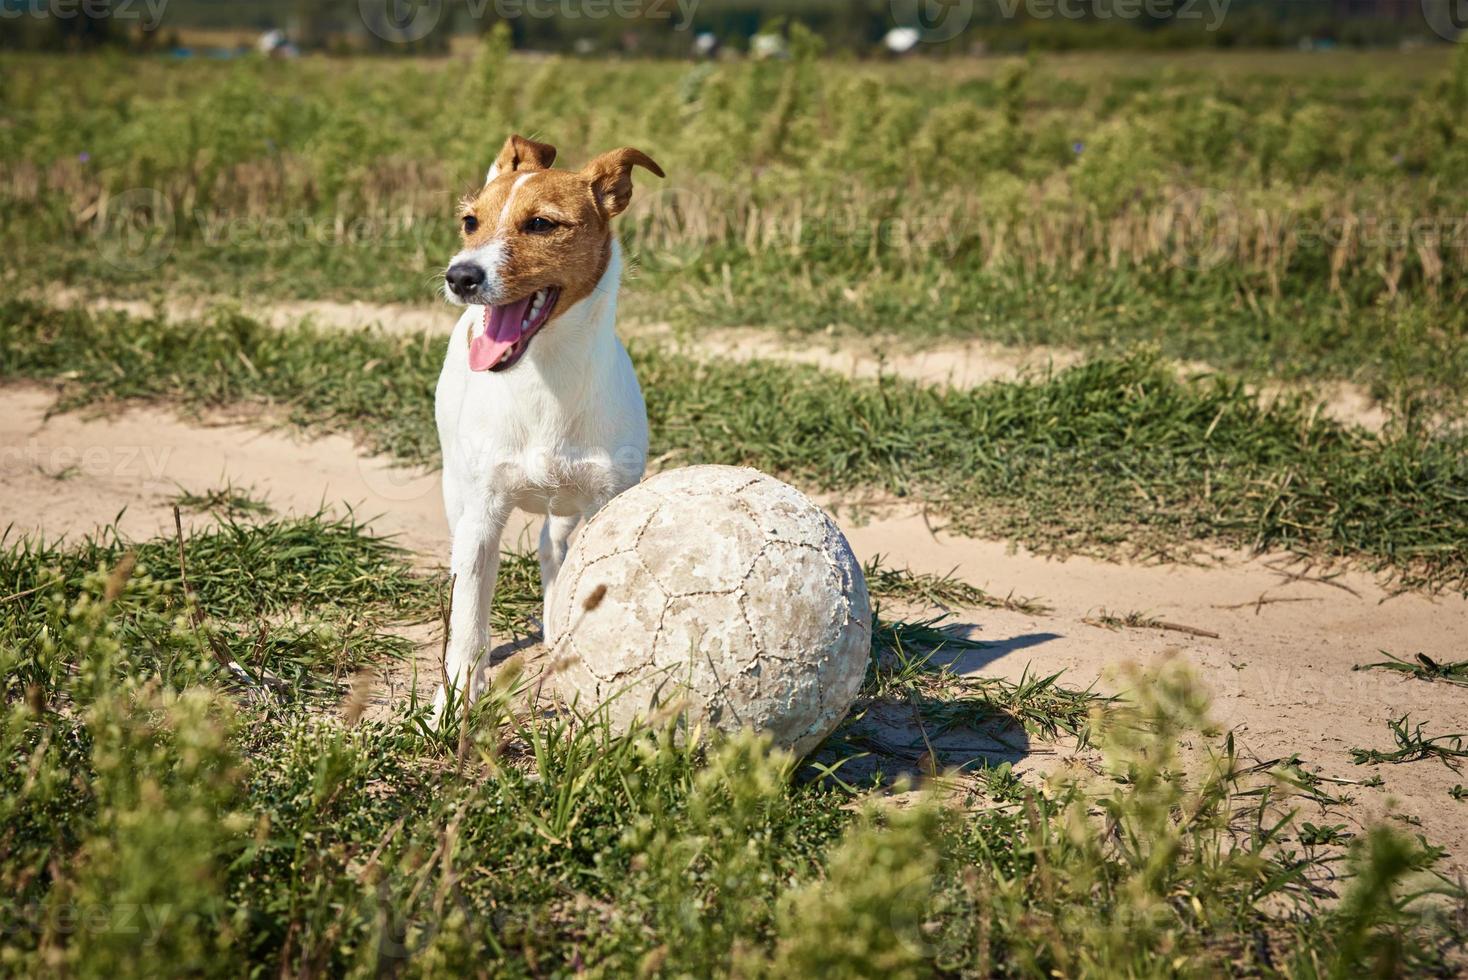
[3,385,1463,875]
[47,291,1392,431]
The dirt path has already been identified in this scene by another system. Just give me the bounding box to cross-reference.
[2,384,1463,874]
[49,292,1391,431]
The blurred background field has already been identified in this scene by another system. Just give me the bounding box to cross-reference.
[3,25,1467,411]
[4,0,1466,583]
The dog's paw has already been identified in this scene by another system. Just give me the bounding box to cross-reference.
[426,684,454,731]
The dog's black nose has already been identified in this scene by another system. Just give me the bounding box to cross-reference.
[446,264,486,297]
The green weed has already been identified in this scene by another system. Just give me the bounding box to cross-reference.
[172,482,274,518]
[1354,651,1468,688]
[1350,716,1468,770]
[863,554,1050,615]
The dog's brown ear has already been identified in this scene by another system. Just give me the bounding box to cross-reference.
[581,147,665,219]
[486,134,557,182]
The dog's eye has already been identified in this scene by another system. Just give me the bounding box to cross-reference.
[461,215,478,234]
[524,216,558,233]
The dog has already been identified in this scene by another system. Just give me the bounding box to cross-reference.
[432,133,663,721]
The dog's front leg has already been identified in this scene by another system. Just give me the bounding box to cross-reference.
[432,508,506,725]
[538,514,581,644]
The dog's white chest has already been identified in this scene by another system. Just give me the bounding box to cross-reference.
[435,299,648,521]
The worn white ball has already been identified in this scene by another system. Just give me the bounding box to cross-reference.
[548,465,871,757]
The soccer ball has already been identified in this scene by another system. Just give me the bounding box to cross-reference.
[547,465,871,757]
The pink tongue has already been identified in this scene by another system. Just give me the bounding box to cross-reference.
[469,296,534,372]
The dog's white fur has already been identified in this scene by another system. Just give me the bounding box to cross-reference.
[432,238,648,719]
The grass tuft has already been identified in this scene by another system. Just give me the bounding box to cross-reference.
[863,553,1050,615]
[1354,651,1468,688]
[1350,715,1468,770]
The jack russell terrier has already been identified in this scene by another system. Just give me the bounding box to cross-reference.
[433,134,663,721]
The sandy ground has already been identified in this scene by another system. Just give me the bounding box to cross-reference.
[3,382,1464,876]
[49,291,1391,430]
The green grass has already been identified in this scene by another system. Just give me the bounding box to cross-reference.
[3,48,1468,406]
[1350,716,1468,770]
[1354,651,1468,688]
[172,482,275,518]
[0,510,437,696]
[3,298,1466,591]
[8,44,1468,977]
[863,554,1051,615]
[3,513,1465,976]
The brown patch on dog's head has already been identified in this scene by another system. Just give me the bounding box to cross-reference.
[449,135,665,314]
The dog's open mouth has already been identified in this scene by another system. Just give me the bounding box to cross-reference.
[469,287,560,373]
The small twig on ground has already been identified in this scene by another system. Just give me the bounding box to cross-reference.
[0,578,62,604]
[1212,594,1324,615]
[908,695,939,776]
[1263,559,1362,598]
[1083,609,1220,639]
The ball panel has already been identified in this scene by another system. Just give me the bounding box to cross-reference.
[564,551,667,682]
[737,478,834,549]
[577,495,661,564]
[745,656,825,754]
[653,591,755,673]
[704,663,765,731]
[740,543,845,661]
[550,554,586,640]
[638,503,765,596]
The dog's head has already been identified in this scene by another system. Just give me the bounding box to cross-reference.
[444,134,664,372]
